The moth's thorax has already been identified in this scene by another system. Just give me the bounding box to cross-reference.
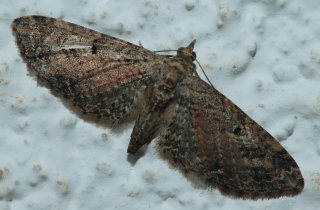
[162,56,196,89]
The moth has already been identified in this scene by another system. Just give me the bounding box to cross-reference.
[12,16,304,199]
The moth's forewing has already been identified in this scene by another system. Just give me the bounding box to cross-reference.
[12,15,165,126]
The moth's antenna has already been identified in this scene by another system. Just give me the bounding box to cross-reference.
[153,50,177,53]
[195,59,214,88]
[154,50,177,58]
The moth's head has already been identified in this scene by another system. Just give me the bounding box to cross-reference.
[177,39,197,61]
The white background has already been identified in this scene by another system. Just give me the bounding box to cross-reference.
[0,0,319,209]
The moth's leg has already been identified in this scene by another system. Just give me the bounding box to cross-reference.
[138,40,144,47]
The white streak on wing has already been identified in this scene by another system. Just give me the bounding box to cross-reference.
[59,44,92,50]
[51,44,93,55]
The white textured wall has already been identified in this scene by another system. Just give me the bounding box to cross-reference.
[0,0,319,209]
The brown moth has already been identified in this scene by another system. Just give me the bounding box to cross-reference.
[12,16,304,199]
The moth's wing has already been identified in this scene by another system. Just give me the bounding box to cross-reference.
[12,15,164,125]
[159,76,304,199]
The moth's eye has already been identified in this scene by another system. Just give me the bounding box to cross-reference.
[192,52,196,61]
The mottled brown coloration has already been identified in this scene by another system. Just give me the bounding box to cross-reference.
[12,16,304,199]
[12,15,164,126]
